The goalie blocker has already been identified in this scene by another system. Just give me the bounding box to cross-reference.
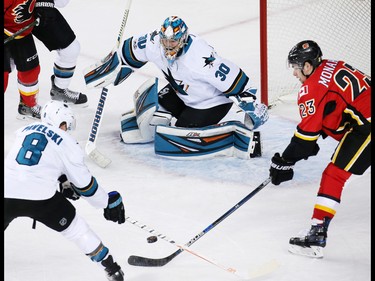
[120,78,262,159]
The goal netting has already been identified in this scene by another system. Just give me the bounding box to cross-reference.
[260,0,371,106]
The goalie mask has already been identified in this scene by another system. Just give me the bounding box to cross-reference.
[160,16,188,63]
[41,100,76,131]
[287,40,323,69]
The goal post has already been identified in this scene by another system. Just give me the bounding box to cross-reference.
[259,0,371,107]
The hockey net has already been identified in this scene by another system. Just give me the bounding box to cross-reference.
[260,0,371,106]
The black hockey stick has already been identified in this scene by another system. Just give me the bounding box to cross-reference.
[4,18,40,45]
[128,177,272,267]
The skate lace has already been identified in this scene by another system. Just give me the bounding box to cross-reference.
[62,88,80,100]
[31,105,41,115]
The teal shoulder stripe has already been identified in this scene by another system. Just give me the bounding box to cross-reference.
[122,37,147,69]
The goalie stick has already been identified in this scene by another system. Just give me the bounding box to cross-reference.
[84,0,132,167]
[128,177,272,267]
[85,86,112,168]
[83,0,132,88]
[4,18,40,45]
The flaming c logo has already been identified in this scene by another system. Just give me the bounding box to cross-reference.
[13,0,34,24]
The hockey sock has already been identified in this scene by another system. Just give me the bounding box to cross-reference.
[18,66,40,107]
[312,162,351,221]
[4,72,9,92]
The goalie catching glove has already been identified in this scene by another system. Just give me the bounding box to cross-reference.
[269,153,295,185]
[233,88,269,130]
[58,174,80,201]
[103,191,125,224]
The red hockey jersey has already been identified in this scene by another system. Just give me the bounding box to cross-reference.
[295,59,371,142]
[4,0,37,37]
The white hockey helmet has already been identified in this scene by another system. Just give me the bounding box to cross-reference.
[160,16,188,63]
[41,100,76,131]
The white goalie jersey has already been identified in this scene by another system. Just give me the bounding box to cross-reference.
[5,122,107,206]
[119,31,255,109]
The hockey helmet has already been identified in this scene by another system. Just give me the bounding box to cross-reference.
[160,16,188,62]
[41,100,76,131]
[287,40,323,69]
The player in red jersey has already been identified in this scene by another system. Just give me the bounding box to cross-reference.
[269,40,371,258]
[4,0,42,119]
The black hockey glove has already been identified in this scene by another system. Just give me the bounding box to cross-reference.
[104,191,125,224]
[34,0,57,27]
[58,174,80,200]
[269,153,295,185]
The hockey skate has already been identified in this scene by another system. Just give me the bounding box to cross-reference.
[50,75,88,107]
[288,220,328,258]
[17,102,41,120]
[101,255,124,281]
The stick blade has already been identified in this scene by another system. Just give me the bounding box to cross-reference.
[248,259,280,279]
[128,250,182,267]
[86,142,112,168]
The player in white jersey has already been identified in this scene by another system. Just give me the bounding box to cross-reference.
[84,16,268,158]
[117,15,268,128]
[4,101,125,281]
[86,16,268,130]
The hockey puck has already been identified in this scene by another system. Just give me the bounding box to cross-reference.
[147,236,158,243]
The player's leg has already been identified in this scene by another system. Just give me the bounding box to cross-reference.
[11,34,42,120]
[35,192,124,280]
[32,9,87,106]
[289,123,371,258]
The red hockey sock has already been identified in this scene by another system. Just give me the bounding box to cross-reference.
[4,72,9,92]
[312,162,351,221]
[18,66,40,107]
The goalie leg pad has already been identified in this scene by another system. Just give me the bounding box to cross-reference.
[120,78,161,143]
[134,78,159,142]
[232,122,261,159]
[154,121,260,160]
[150,110,172,126]
[120,110,149,143]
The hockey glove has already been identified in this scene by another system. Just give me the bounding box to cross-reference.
[234,89,269,130]
[269,153,295,185]
[103,191,125,224]
[114,66,133,86]
[58,174,80,201]
[240,102,269,130]
[305,143,320,159]
[34,0,57,27]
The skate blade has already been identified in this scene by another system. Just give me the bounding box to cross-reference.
[288,244,324,258]
[16,114,39,121]
[69,102,89,108]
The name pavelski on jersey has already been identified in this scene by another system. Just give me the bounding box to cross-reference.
[23,124,64,145]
